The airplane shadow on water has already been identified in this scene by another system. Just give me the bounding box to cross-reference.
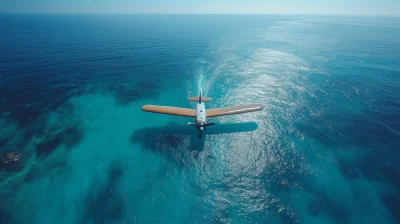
[129,122,258,166]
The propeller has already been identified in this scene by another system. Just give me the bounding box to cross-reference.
[188,121,215,139]
[188,122,215,128]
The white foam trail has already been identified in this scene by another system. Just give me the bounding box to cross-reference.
[198,72,203,91]
[195,57,214,95]
[197,70,208,95]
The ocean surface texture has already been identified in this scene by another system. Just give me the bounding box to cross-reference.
[0,15,399,224]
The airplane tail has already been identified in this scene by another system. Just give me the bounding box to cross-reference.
[188,90,212,102]
[199,90,202,103]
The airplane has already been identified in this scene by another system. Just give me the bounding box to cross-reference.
[141,90,264,138]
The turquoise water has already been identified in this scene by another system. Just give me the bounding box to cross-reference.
[0,15,399,223]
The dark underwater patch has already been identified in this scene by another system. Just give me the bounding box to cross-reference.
[0,79,82,160]
[0,82,78,129]
[335,102,400,221]
[113,79,161,106]
[382,193,400,224]
[307,196,351,224]
[27,101,85,157]
[304,181,352,224]
[293,98,400,222]
[0,139,8,151]
[35,122,84,157]
[336,159,361,179]
[358,155,400,223]
[23,160,68,184]
[63,126,84,149]
[0,208,11,224]
[294,96,400,222]
[83,164,125,224]
[36,134,63,156]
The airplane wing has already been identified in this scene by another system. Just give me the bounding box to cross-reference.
[207,104,264,117]
[142,105,196,117]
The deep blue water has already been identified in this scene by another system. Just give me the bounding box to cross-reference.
[0,14,399,224]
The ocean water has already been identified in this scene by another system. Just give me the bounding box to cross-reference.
[0,14,399,224]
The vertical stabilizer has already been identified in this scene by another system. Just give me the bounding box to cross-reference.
[199,90,202,103]
[188,90,212,102]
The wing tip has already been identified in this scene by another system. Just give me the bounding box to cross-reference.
[141,105,153,112]
[255,104,264,111]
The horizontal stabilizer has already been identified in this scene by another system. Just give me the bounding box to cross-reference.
[142,105,196,117]
[207,104,264,117]
[188,97,212,102]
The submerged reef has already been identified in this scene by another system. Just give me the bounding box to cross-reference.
[0,152,23,172]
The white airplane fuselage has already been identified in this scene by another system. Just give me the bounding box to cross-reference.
[196,102,206,131]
